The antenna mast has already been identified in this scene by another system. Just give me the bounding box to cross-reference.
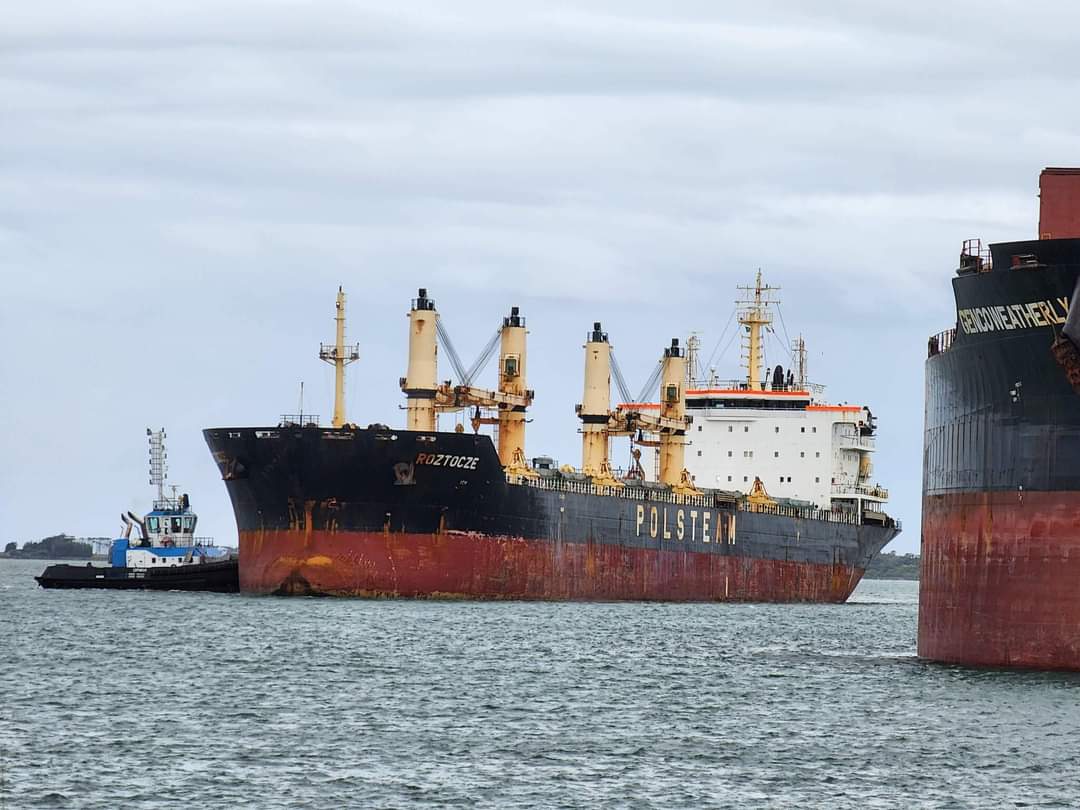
[685,333,700,387]
[319,287,361,428]
[147,428,167,504]
[793,334,807,389]
[736,270,779,391]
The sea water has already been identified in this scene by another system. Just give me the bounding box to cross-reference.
[3,560,1079,809]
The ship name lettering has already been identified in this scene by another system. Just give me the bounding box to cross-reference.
[634,505,713,542]
[958,297,1070,335]
[414,453,479,470]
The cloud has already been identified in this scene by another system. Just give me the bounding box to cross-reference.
[5,1,1080,551]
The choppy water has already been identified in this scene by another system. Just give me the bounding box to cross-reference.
[3,561,1080,809]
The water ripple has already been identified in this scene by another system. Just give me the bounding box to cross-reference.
[3,561,1079,809]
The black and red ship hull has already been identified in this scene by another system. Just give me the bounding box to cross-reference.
[204,427,898,601]
[921,237,1080,669]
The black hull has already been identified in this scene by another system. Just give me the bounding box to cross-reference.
[204,426,899,600]
[924,239,1080,495]
[35,560,239,592]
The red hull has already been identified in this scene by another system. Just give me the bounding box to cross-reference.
[920,491,1080,669]
[240,530,866,602]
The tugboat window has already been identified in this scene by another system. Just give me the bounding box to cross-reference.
[182,517,194,532]
[171,517,182,534]
[148,517,160,533]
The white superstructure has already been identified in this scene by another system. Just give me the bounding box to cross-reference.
[679,272,888,513]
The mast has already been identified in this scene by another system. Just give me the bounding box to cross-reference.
[403,288,439,432]
[658,338,687,486]
[497,306,528,465]
[793,334,807,389]
[148,428,167,504]
[737,270,779,391]
[319,287,360,428]
[579,322,611,476]
[685,333,700,387]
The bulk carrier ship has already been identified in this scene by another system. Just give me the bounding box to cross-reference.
[205,279,899,600]
[921,168,1080,669]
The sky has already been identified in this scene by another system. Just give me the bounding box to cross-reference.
[4,1,1079,555]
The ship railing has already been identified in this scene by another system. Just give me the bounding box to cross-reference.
[831,483,889,500]
[142,536,218,548]
[516,474,720,508]
[835,427,876,451]
[513,472,886,526]
[959,238,992,273]
[279,414,321,428]
[739,501,861,526]
[687,378,826,397]
[927,328,956,358]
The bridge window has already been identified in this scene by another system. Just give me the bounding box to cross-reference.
[171,517,182,533]
[147,517,160,533]
[775,426,780,433]
[800,452,805,458]
[801,427,805,433]
[774,451,779,458]
[744,426,749,433]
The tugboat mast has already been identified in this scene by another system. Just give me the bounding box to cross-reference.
[147,428,167,507]
[319,287,360,428]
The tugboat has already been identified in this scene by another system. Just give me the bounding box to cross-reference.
[36,429,238,592]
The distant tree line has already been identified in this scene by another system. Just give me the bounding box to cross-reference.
[1,535,92,560]
[865,551,919,580]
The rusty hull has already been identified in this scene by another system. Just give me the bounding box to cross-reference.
[240,528,866,602]
[920,490,1080,670]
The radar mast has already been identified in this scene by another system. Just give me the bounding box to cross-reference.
[737,270,779,391]
[319,287,361,428]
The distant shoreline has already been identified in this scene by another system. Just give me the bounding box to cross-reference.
[864,551,919,581]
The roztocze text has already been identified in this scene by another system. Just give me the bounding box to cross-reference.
[415,453,479,470]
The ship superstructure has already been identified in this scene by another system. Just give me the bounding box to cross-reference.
[204,283,899,600]
[682,272,887,517]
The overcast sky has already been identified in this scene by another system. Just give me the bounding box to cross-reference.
[4,1,1078,555]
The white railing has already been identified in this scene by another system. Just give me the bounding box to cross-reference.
[831,483,889,500]
[835,429,876,451]
[687,378,826,397]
